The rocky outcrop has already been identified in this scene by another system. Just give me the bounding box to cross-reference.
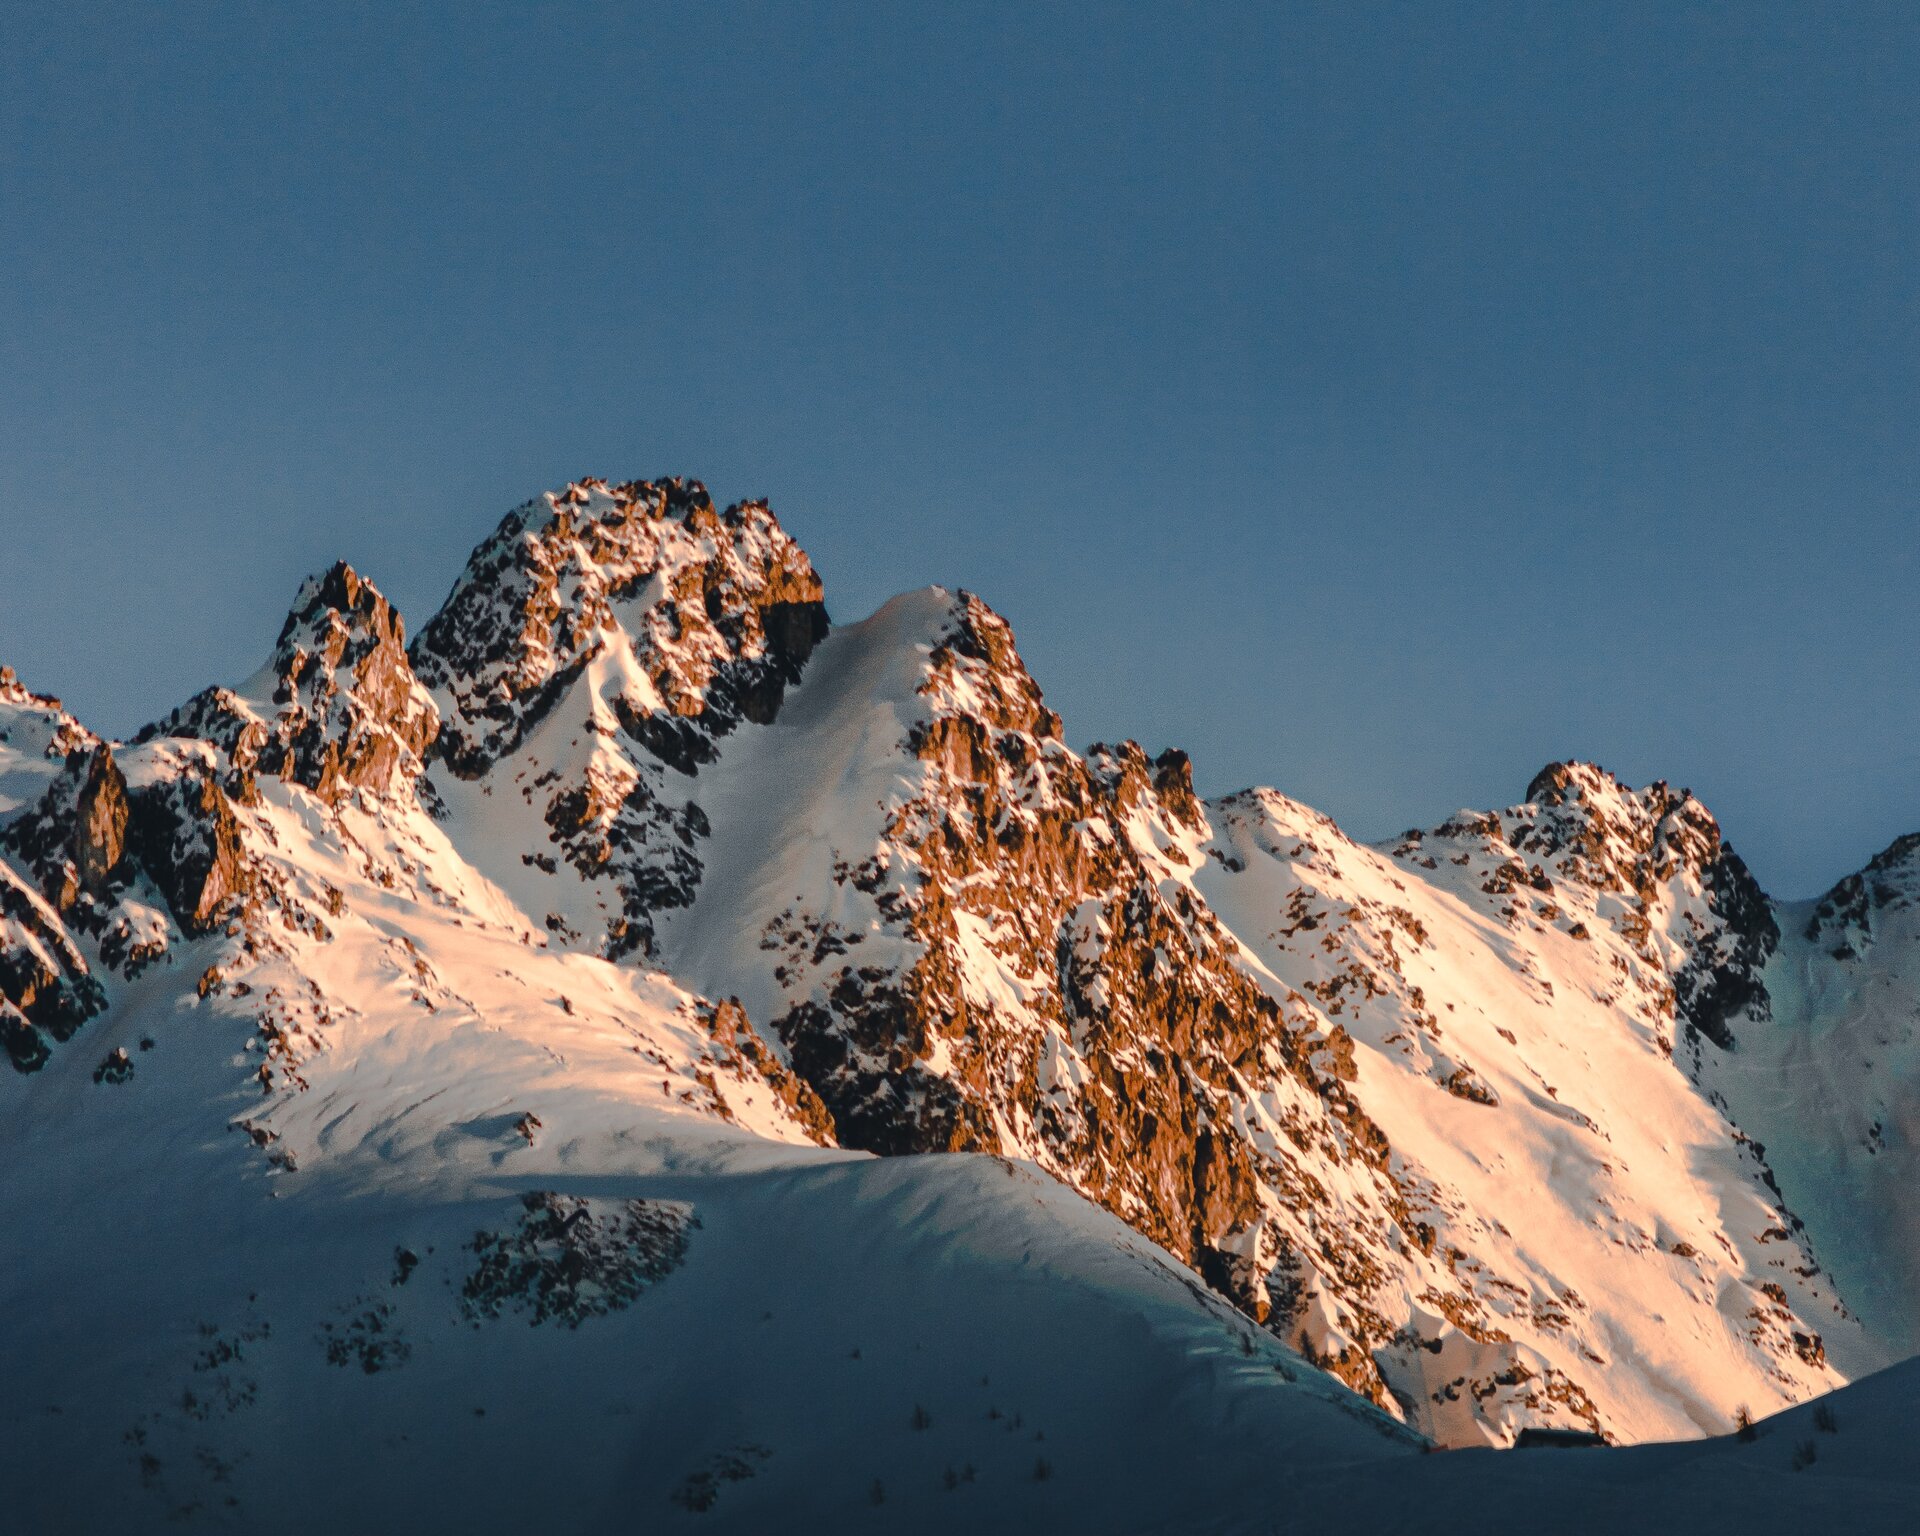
[0,665,98,761]
[408,478,829,957]
[142,562,440,804]
[1,681,144,1068]
[702,997,837,1146]
[411,477,827,778]
[1801,830,1920,960]
[125,768,255,937]
[72,744,130,893]
[5,744,133,911]
[3,738,175,989]
[1513,761,1779,1050]
[0,859,105,1071]
[260,562,440,799]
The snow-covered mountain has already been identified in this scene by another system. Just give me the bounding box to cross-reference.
[3,477,1916,1531]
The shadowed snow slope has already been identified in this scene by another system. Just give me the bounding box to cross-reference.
[1702,837,1920,1356]
[1258,1354,1920,1536]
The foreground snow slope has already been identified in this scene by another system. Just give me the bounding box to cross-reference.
[1262,1353,1920,1536]
[0,1088,1414,1533]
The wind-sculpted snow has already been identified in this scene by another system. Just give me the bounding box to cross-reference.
[5,476,1920,1530]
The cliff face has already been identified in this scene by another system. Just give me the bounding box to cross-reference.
[0,477,1899,1453]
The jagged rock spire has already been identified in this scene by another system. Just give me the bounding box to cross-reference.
[262,560,440,799]
[142,561,439,803]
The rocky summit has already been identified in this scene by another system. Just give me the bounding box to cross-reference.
[4,479,1919,1534]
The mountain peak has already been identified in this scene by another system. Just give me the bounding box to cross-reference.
[0,664,97,761]
[140,561,438,804]
[276,560,403,651]
[1508,759,1775,1050]
[260,561,438,800]
[1518,759,1726,893]
[918,588,1061,741]
[411,477,828,778]
[1524,757,1621,808]
[1802,828,1920,957]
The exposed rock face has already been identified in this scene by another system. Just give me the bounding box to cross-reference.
[1514,761,1779,1051]
[143,562,440,804]
[412,477,826,778]
[73,744,130,894]
[3,733,173,1007]
[6,744,133,914]
[126,768,254,937]
[260,562,440,799]
[1693,828,1920,1359]
[1,615,400,1074]
[1,566,441,1070]
[702,997,837,1146]
[409,478,829,958]
[0,858,105,1071]
[0,679,114,1070]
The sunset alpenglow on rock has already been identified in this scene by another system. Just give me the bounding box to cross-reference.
[4,6,1918,1533]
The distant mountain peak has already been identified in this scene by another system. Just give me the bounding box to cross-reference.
[0,663,98,759]
[1802,829,1920,958]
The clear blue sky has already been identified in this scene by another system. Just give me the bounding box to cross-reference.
[3,2,1916,897]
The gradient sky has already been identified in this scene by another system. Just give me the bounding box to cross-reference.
[3,2,1916,897]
